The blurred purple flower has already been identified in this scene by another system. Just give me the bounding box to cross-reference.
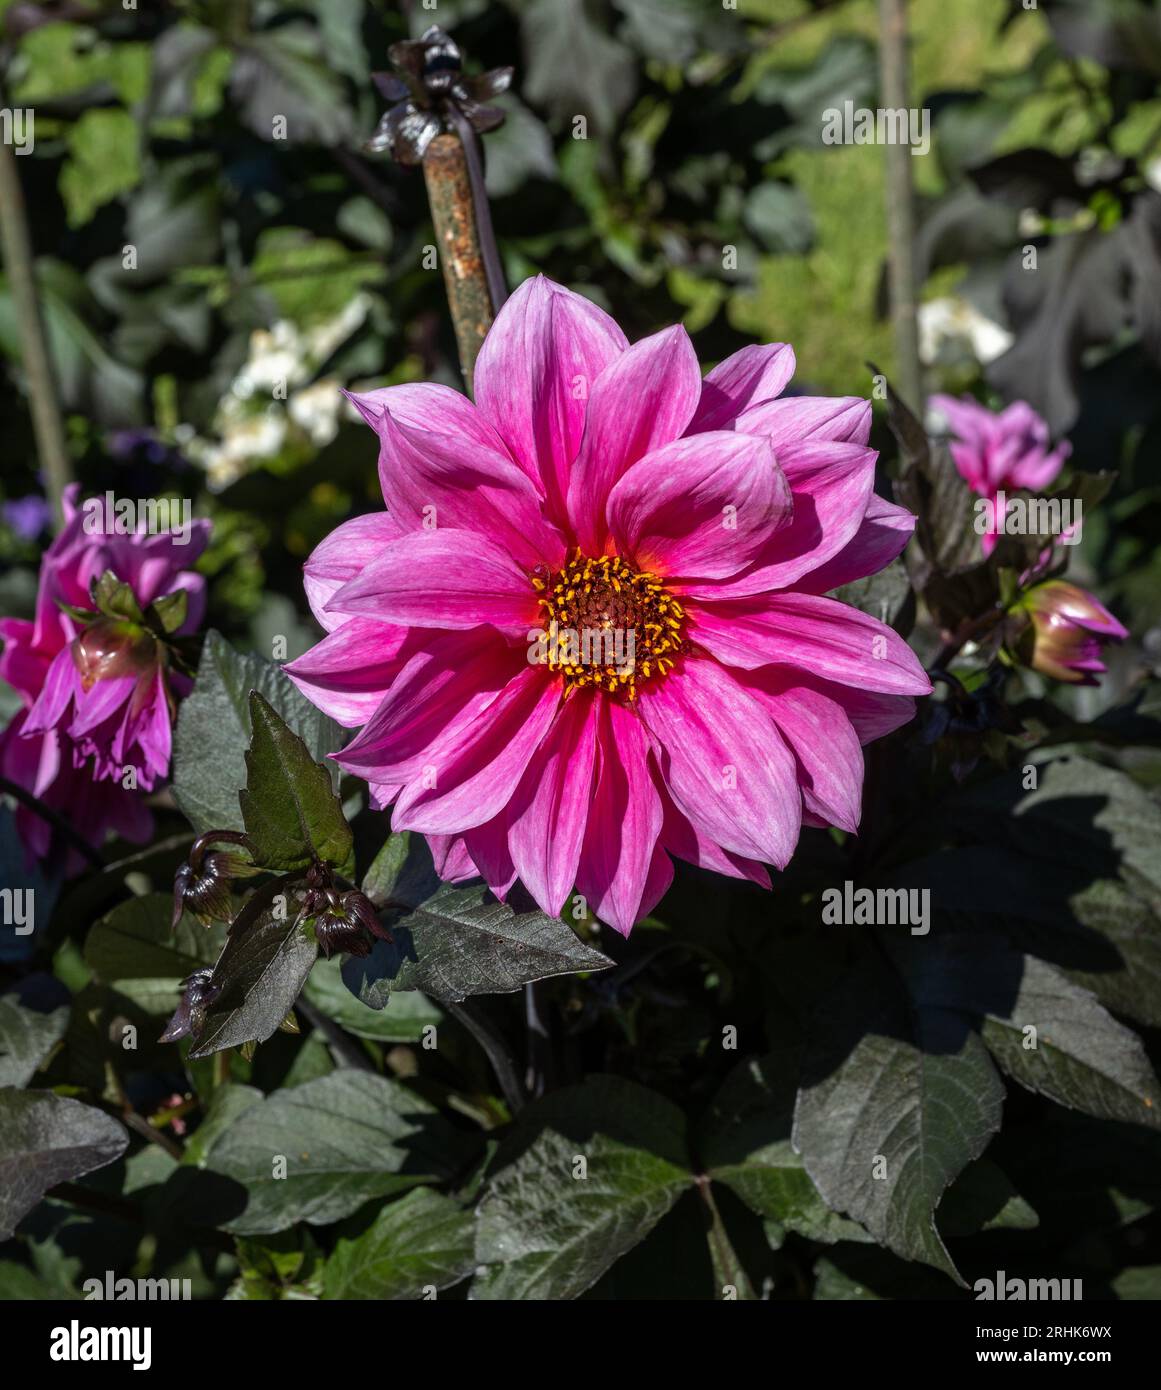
[3,494,52,541]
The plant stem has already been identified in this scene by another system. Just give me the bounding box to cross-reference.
[0,775,105,869]
[877,0,923,415]
[297,995,374,1071]
[524,980,552,1100]
[447,999,526,1115]
[0,81,74,529]
[445,106,508,313]
[422,132,497,395]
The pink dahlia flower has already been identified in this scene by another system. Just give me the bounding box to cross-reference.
[286,277,932,935]
[20,486,208,789]
[930,394,1071,557]
[0,709,152,873]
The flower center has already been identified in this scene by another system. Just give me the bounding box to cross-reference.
[533,551,686,700]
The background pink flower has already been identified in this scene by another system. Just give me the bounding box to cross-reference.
[21,487,208,789]
[287,277,931,935]
[1,485,207,870]
[930,394,1071,556]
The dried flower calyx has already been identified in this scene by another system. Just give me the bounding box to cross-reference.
[368,25,512,165]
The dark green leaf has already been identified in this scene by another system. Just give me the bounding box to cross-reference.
[240,691,354,875]
[0,976,70,1088]
[194,1071,473,1234]
[473,1076,691,1300]
[305,956,442,1043]
[699,1051,870,1247]
[937,1158,1038,1237]
[0,1091,129,1240]
[793,950,1005,1281]
[85,893,226,1007]
[521,0,637,138]
[187,883,318,1059]
[173,631,345,837]
[323,1188,474,1300]
[360,831,440,910]
[342,882,613,1004]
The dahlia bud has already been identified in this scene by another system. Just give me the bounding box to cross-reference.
[1010,580,1128,684]
[159,968,220,1043]
[312,889,394,959]
[172,831,259,929]
[72,617,158,691]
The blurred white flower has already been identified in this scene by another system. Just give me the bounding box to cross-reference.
[185,296,370,489]
[919,295,1013,368]
[289,378,344,447]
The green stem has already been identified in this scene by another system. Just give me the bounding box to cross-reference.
[876,0,923,414]
[0,77,74,529]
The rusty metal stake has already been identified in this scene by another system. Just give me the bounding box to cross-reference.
[422,133,496,397]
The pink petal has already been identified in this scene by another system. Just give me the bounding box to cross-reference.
[566,326,702,554]
[1009,441,1070,492]
[507,688,600,916]
[23,648,80,736]
[676,440,876,599]
[364,386,565,570]
[636,845,675,930]
[737,393,871,447]
[325,530,539,639]
[284,618,416,727]
[473,276,628,517]
[816,683,919,744]
[607,431,791,582]
[930,394,994,449]
[464,814,519,900]
[798,493,915,593]
[302,513,405,633]
[688,344,796,433]
[688,591,933,695]
[337,628,523,783]
[575,698,664,937]
[637,657,802,867]
[739,671,863,831]
[392,666,561,834]
[659,790,770,888]
[427,833,479,883]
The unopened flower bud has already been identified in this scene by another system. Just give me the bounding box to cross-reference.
[72,617,158,691]
[172,831,259,928]
[1010,580,1128,685]
[159,968,219,1043]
